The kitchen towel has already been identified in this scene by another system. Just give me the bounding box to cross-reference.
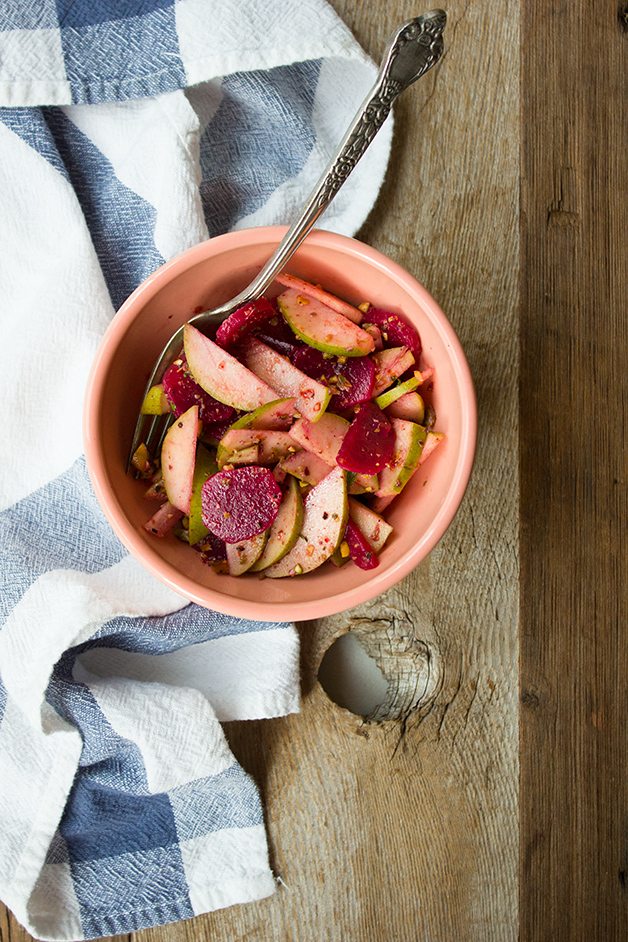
[0,1,391,939]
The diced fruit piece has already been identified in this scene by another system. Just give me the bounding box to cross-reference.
[362,308,422,362]
[265,467,348,578]
[386,391,425,423]
[230,397,297,431]
[161,405,199,513]
[184,324,277,412]
[194,530,227,563]
[362,322,383,350]
[375,374,421,410]
[336,402,395,475]
[162,358,234,423]
[348,498,393,552]
[289,412,349,466]
[131,443,151,476]
[201,466,282,542]
[226,530,268,575]
[254,315,302,358]
[275,272,363,323]
[279,449,333,486]
[418,431,445,465]
[241,337,330,422]
[215,298,276,349]
[348,472,378,494]
[371,347,416,396]
[141,384,170,415]
[277,289,374,357]
[376,419,427,496]
[345,519,379,570]
[188,445,218,545]
[144,501,184,538]
[371,495,395,514]
[217,429,299,468]
[251,477,304,571]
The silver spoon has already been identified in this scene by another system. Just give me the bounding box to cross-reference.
[128,10,446,470]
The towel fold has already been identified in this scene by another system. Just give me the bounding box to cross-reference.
[0,1,391,938]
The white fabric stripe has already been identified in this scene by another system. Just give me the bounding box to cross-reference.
[178,825,275,915]
[25,862,83,942]
[74,662,235,792]
[0,698,82,934]
[78,626,301,722]
[0,556,187,724]
[0,124,114,511]
[62,92,209,261]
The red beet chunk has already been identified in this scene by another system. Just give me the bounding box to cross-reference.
[291,347,375,410]
[336,401,395,475]
[201,466,282,542]
[332,356,376,409]
[255,314,303,358]
[345,519,380,570]
[162,359,235,423]
[193,530,227,563]
[215,298,276,349]
[363,308,422,363]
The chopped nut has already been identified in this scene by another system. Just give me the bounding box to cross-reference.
[358,301,371,314]
[340,541,350,558]
[294,563,304,575]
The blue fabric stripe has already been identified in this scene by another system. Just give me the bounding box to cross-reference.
[0,458,125,626]
[0,108,69,179]
[169,764,264,842]
[199,60,322,235]
[42,109,164,307]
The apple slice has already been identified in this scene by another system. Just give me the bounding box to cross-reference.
[161,405,199,513]
[226,530,269,575]
[241,337,330,422]
[184,323,277,412]
[217,429,299,468]
[275,273,363,324]
[375,374,421,410]
[188,445,218,545]
[265,467,348,577]
[386,391,425,423]
[289,412,349,465]
[277,289,374,357]
[250,476,304,571]
[375,418,427,497]
[141,384,170,415]
[419,430,445,465]
[371,347,416,396]
[279,449,334,486]
[230,397,297,431]
[348,498,393,552]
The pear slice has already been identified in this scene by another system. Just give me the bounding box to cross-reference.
[277,288,374,357]
[161,405,199,513]
[226,530,268,575]
[188,445,217,545]
[241,337,330,422]
[265,467,348,578]
[184,323,276,411]
[375,418,427,497]
[250,476,304,571]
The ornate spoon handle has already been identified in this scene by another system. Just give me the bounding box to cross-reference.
[202,10,446,319]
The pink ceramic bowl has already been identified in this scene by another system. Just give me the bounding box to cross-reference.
[84,227,476,622]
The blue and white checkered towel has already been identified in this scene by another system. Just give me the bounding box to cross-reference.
[0,2,391,939]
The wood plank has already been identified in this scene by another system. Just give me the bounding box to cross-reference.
[1,2,520,940]
[520,1,627,939]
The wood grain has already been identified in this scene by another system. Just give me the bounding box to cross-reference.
[1,2,522,940]
[519,2,627,939]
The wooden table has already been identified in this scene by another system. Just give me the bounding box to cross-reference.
[2,2,625,940]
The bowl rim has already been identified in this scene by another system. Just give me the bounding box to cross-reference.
[84,226,477,622]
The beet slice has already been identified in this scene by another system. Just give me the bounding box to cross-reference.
[215,298,276,349]
[345,519,380,570]
[291,347,375,410]
[254,314,302,358]
[162,359,235,424]
[336,401,395,475]
[201,466,282,542]
[364,308,422,363]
